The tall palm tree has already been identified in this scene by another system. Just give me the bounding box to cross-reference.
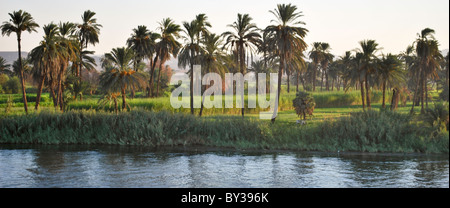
[264,3,308,122]
[319,42,334,91]
[56,21,79,110]
[1,10,39,114]
[377,54,405,108]
[223,13,261,117]
[412,28,443,113]
[99,47,146,111]
[198,33,227,117]
[127,25,153,71]
[76,10,102,100]
[127,25,159,98]
[194,13,211,42]
[339,51,353,91]
[178,19,200,114]
[154,18,181,97]
[308,42,322,91]
[343,52,366,109]
[358,39,380,109]
[28,23,66,110]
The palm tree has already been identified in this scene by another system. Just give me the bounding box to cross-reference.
[0,57,10,73]
[248,60,272,93]
[127,25,153,71]
[358,39,381,109]
[127,25,158,98]
[319,42,334,91]
[308,42,322,91]
[76,10,102,100]
[377,54,405,108]
[99,47,146,111]
[178,19,200,114]
[28,23,66,110]
[264,3,308,122]
[194,13,212,42]
[1,10,39,114]
[154,18,181,97]
[198,33,227,117]
[56,21,79,110]
[223,13,261,117]
[445,51,449,87]
[343,52,366,109]
[412,28,443,113]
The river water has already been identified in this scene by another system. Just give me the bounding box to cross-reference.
[0,145,448,188]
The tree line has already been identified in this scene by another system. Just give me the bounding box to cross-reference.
[1,4,448,122]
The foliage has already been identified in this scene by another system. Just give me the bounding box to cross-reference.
[293,91,315,120]
[0,109,447,154]
[4,95,15,113]
[422,102,449,133]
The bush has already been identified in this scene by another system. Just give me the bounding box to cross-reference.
[318,110,448,153]
[422,102,449,133]
[293,91,315,120]
[4,76,21,94]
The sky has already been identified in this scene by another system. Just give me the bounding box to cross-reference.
[1,0,449,59]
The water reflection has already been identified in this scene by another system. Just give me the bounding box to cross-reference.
[0,145,448,188]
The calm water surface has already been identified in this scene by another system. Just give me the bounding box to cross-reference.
[0,145,448,188]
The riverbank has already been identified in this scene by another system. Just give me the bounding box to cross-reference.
[0,109,448,154]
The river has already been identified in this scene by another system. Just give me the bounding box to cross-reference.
[0,145,448,188]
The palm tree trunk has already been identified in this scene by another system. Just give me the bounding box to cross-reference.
[199,85,206,117]
[114,99,118,115]
[17,36,28,114]
[365,74,371,108]
[312,65,317,91]
[240,43,245,118]
[271,55,284,123]
[331,78,334,91]
[122,87,127,111]
[410,69,421,114]
[149,54,159,97]
[360,81,365,110]
[35,75,45,111]
[287,65,290,93]
[425,77,428,109]
[60,84,65,112]
[190,62,194,115]
[56,63,65,110]
[296,71,299,92]
[321,69,324,91]
[421,73,425,113]
[382,79,387,108]
[325,66,329,91]
[156,60,164,97]
[50,86,57,108]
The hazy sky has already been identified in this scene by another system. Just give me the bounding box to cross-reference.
[1,0,449,58]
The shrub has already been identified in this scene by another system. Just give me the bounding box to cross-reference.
[4,76,21,94]
[293,91,315,120]
[422,102,449,133]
